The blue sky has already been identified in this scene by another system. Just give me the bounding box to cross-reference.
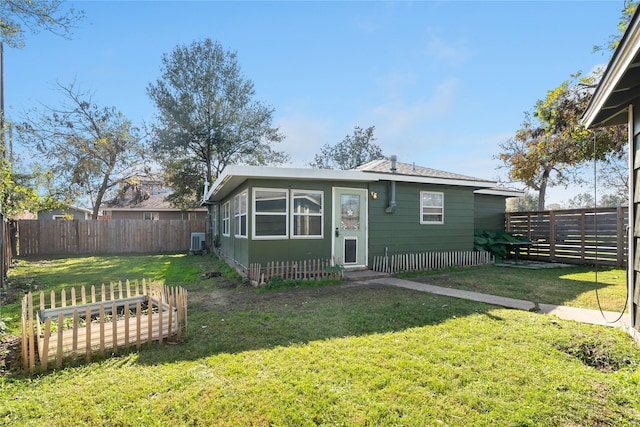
[4,0,626,205]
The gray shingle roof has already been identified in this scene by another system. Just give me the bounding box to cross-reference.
[355,159,489,182]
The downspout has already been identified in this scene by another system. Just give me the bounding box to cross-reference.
[385,155,397,213]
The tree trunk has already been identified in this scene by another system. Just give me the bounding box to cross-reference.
[537,168,551,211]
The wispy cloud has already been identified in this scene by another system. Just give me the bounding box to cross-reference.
[275,115,334,167]
[370,77,459,131]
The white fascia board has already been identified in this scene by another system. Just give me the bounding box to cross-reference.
[205,166,373,202]
[106,208,207,212]
[372,172,496,188]
[583,12,640,128]
[474,188,525,197]
[205,165,497,202]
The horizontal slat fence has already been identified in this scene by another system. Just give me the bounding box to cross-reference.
[506,206,628,267]
[21,279,188,373]
[372,250,494,274]
[17,219,205,256]
[249,258,343,286]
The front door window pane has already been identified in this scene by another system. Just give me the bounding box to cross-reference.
[341,194,360,230]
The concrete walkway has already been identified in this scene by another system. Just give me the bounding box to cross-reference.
[357,276,630,330]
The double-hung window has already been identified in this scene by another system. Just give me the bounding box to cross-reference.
[143,212,159,220]
[222,201,230,236]
[234,190,248,238]
[420,191,444,224]
[291,190,323,238]
[253,189,288,239]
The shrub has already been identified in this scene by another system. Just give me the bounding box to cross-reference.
[474,229,528,259]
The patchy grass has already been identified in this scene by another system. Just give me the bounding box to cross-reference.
[1,255,639,426]
[400,264,628,312]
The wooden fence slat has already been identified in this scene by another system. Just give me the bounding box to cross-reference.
[28,293,35,374]
[56,313,64,368]
[85,307,92,361]
[72,309,79,361]
[41,318,50,371]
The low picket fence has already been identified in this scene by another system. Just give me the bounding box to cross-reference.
[371,250,494,274]
[21,279,188,373]
[249,258,343,287]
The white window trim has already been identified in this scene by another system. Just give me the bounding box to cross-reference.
[291,189,323,239]
[222,201,230,237]
[420,191,444,224]
[252,187,289,240]
[234,190,248,239]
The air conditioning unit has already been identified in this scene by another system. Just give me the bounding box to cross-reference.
[190,232,206,254]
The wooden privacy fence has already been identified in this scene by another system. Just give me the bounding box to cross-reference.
[17,219,206,256]
[506,206,628,267]
[21,279,188,373]
[249,258,344,286]
[371,250,494,274]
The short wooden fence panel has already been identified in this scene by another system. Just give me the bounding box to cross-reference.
[249,258,343,286]
[371,250,494,274]
[21,279,188,373]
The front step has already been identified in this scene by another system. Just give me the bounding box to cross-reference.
[343,269,390,281]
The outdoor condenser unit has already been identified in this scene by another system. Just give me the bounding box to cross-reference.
[190,232,206,254]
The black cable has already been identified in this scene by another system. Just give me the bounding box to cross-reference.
[593,132,628,324]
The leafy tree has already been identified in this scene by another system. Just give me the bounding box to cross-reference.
[593,0,638,54]
[566,192,595,209]
[0,161,39,218]
[598,193,628,207]
[16,82,147,219]
[310,125,384,170]
[506,191,539,212]
[147,38,287,208]
[597,149,629,203]
[0,0,84,48]
[498,73,625,210]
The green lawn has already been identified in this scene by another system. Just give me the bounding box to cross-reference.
[400,264,629,312]
[1,255,639,426]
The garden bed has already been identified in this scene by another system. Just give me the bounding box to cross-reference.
[36,295,177,363]
[21,280,187,372]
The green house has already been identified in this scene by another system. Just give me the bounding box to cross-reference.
[204,158,520,274]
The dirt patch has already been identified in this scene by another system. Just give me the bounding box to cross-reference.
[556,338,636,372]
[194,282,383,312]
[0,335,22,375]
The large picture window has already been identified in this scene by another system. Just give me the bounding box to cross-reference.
[222,201,230,236]
[253,189,288,239]
[420,191,444,224]
[234,190,248,238]
[292,190,323,238]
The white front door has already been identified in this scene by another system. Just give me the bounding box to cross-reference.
[332,187,367,268]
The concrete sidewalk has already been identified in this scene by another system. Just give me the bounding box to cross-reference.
[359,276,630,329]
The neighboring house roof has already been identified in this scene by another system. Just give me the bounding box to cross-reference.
[205,162,497,203]
[39,205,92,215]
[105,193,206,212]
[582,8,640,128]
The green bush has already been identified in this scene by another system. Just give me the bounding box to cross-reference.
[474,229,528,259]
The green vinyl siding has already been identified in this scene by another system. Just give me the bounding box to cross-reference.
[474,194,507,232]
[368,181,475,262]
[215,179,369,269]
[213,175,487,272]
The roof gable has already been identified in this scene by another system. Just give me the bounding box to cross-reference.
[583,8,640,128]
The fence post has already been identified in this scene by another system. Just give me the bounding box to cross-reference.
[549,211,556,262]
[617,206,626,267]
